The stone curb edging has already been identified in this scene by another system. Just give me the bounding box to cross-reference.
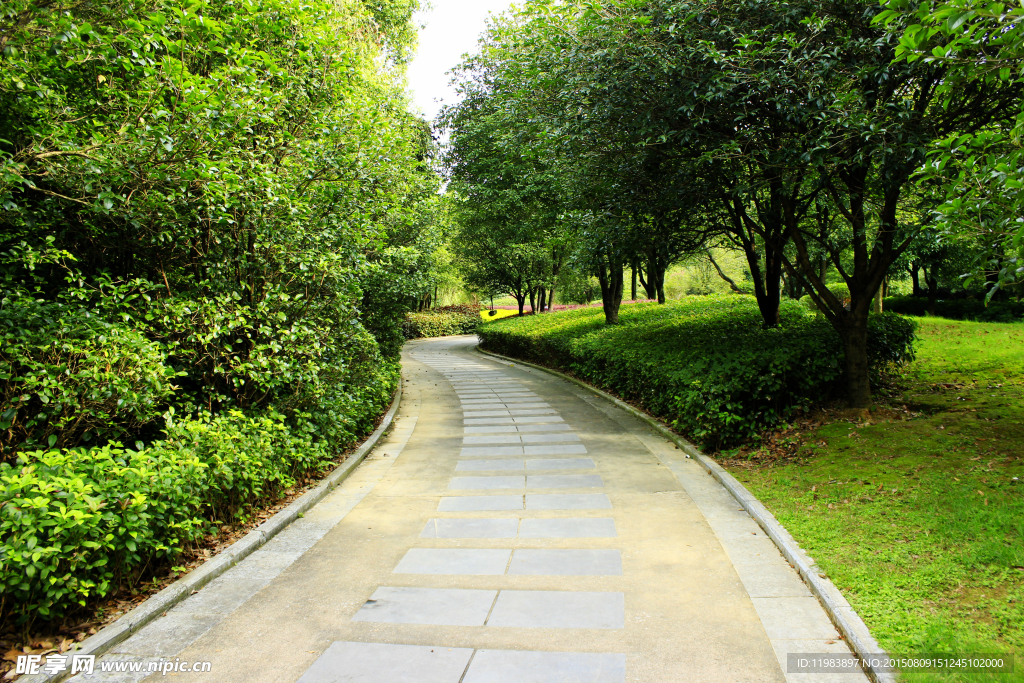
[23,385,403,683]
[474,345,896,683]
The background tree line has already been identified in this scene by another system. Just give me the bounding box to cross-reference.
[441,0,1024,410]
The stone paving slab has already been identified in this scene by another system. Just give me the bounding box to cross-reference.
[394,548,511,575]
[437,495,524,511]
[508,549,623,576]
[524,493,613,509]
[351,587,497,626]
[296,642,474,683]
[487,590,625,629]
[421,518,520,538]
[463,650,626,683]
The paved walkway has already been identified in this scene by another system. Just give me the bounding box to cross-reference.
[74,335,864,683]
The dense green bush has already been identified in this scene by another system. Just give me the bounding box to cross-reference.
[884,296,1024,322]
[402,305,481,338]
[478,296,916,449]
[0,364,397,624]
[0,296,178,457]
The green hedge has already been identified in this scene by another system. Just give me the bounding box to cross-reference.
[402,305,481,338]
[884,296,1024,322]
[477,296,916,450]
[0,362,398,625]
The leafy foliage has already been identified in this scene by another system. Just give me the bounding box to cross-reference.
[402,305,481,338]
[0,0,430,626]
[478,297,916,449]
[0,372,395,623]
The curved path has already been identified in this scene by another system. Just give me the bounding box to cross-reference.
[73,335,865,683]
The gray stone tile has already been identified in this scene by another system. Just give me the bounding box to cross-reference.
[394,548,512,575]
[733,563,813,598]
[351,587,496,626]
[526,494,613,510]
[421,518,520,538]
[509,549,623,576]
[296,642,474,683]
[464,425,519,434]
[518,518,617,538]
[460,402,509,410]
[463,410,512,418]
[113,612,219,656]
[515,423,571,432]
[176,576,269,615]
[438,495,524,511]
[463,434,522,444]
[456,459,525,471]
[221,549,300,580]
[449,475,525,490]
[465,417,515,425]
[526,458,595,470]
[463,650,626,683]
[521,433,581,443]
[750,597,841,639]
[523,444,587,455]
[487,590,624,629]
[461,446,524,456]
[512,416,565,424]
[527,474,603,488]
[507,409,557,416]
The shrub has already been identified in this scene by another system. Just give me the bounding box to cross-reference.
[884,296,1024,322]
[402,305,481,338]
[477,296,916,450]
[0,407,358,624]
[0,297,178,458]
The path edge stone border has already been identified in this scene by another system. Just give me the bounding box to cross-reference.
[24,384,403,683]
[475,344,896,683]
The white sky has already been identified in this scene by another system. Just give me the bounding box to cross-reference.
[407,0,519,123]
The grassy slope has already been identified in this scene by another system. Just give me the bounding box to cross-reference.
[730,318,1024,682]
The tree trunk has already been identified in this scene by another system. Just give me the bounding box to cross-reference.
[528,288,536,314]
[925,265,939,316]
[872,282,883,313]
[637,263,656,299]
[548,286,557,309]
[708,251,743,294]
[597,256,624,324]
[909,263,923,297]
[538,287,547,312]
[841,314,872,410]
[631,263,637,301]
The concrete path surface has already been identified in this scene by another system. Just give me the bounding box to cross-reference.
[71,335,867,683]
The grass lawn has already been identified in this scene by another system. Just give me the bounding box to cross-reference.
[727,318,1024,682]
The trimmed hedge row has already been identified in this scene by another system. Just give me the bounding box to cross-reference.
[0,360,399,623]
[884,296,1024,322]
[402,305,481,338]
[477,296,916,450]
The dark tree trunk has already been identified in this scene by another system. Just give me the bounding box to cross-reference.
[597,254,624,324]
[528,288,536,314]
[924,265,939,316]
[909,262,923,297]
[840,312,872,410]
[515,293,525,316]
[637,263,656,299]
[631,262,637,301]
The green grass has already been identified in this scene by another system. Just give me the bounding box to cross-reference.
[729,318,1024,682]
